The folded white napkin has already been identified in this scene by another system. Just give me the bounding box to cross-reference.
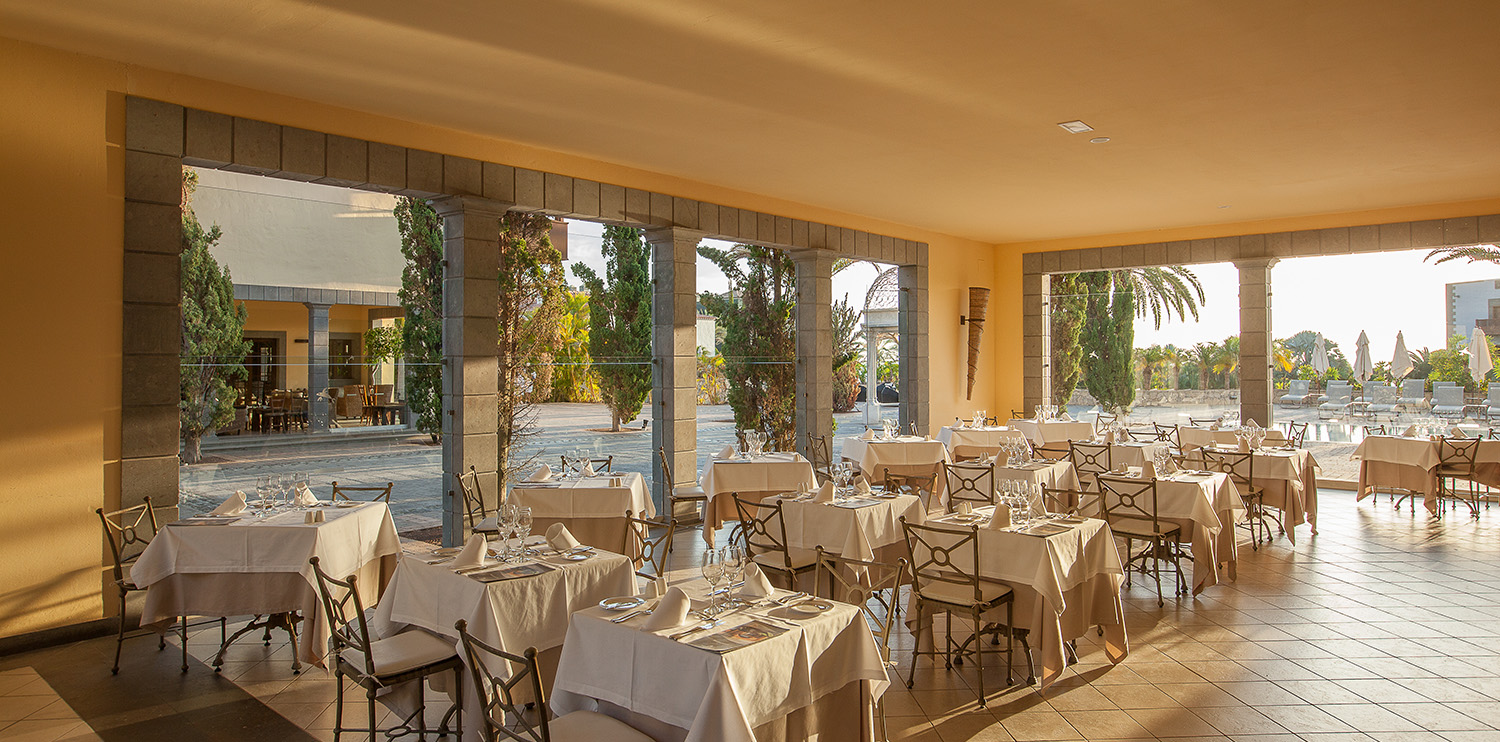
[642,586,691,630]
[210,491,247,516]
[1143,462,1157,479]
[1059,412,1074,421]
[527,465,553,483]
[582,462,596,477]
[740,563,775,598]
[546,522,580,552]
[860,429,875,440]
[1402,425,1416,437]
[986,503,1011,529]
[1452,427,1468,438]
[814,481,836,503]
[450,533,488,570]
[716,444,736,459]
[294,483,319,507]
[1237,439,1250,452]
[1103,430,1115,444]
[854,476,872,495]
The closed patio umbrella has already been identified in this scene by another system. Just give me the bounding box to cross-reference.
[1353,331,1373,382]
[1312,334,1329,375]
[1390,332,1413,379]
[1470,327,1493,382]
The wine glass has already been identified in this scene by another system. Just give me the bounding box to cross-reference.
[255,475,272,519]
[516,507,533,558]
[721,545,745,607]
[701,550,723,618]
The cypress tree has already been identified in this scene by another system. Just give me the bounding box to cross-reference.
[573,226,652,431]
[179,169,248,464]
[394,197,444,441]
[1081,271,1138,413]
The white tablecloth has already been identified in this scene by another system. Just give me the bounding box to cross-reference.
[908,514,1128,689]
[511,472,655,556]
[840,436,950,480]
[700,454,817,546]
[936,426,1028,458]
[370,543,637,742]
[551,581,889,742]
[133,502,402,668]
[1194,446,1320,541]
[1094,471,1242,594]
[1010,419,1096,446]
[1351,435,1500,514]
[773,494,926,563]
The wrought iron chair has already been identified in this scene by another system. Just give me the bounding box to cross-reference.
[806,433,834,485]
[455,465,499,536]
[310,556,462,741]
[1285,420,1310,449]
[1094,412,1118,433]
[1436,436,1482,518]
[1068,441,1112,493]
[941,461,996,514]
[899,517,1015,707]
[1361,424,1388,438]
[1097,475,1186,606]
[560,454,613,474]
[657,446,706,534]
[454,621,654,742]
[1201,448,1277,548]
[731,494,817,590]
[883,467,939,512]
[1187,416,1221,427]
[331,481,394,503]
[1152,422,1182,449]
[97,497,227,675]
[1041,485,1097,518]
[624,509,675,591]
[814,547,908,741]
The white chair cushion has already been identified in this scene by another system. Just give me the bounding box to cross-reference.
[916,577,1012,607]
[549,710,655,741]
[672,484,706,498]
[340,629,455,677]
[474,515,498,533]
[752,546,817,572]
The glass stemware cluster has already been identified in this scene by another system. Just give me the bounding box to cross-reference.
[739,429,767,457]
[1000,479,1043,524]
[252,471,308,518]
[495,503,534,562]
[1001,437,1031,466]
[1236,421,1266,450]
[700,545,746,618]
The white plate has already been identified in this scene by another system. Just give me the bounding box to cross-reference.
[564,552,591,561]
[336,501,360,508]
[875,492,899,499]
[599,595,645,611]
[950,514,982,523]
[787,599,833,617]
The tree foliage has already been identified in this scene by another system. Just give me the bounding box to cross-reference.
[549,291,599,403]
[1080,271,1136,413]
[395,197,444,441]
[572,225,652,429]
[831,296,863,413]
[1049,273,1086,405]
[497,213,567,486]
[698,244,797,451]
[179,169,249,464]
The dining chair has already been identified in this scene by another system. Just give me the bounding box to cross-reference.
[899,517,1015,707]
[1040,485,1096,517]
[1152,422,1182,449]
[454,621,654,742]
[1286,420,1309,448]
[331,481,394,504]
[1362,424,1388,437]
[1096,475,1186,606]
[455,465,499,537]
[309,556,463,742]
[1436,436,1482,518]
[657,446,707,534]
[731,494,817,590]
[1200,448,1277,549]
[882,467,939,512]
[560,454,613,474]
[805,433,834,484]
[1067,441,1112,493]
[1094,412,1118,433]
[941,461,996,514]
[1123,427,1160,444]
[97,497,227,675]
[623,509,675,589]
[1187,416,1220,427]
[814,546,908,741]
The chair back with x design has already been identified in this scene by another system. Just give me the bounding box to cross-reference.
[1068,441,1112,489]
[562,455,613,474]
[900,517,984,605]
[1201,449,1255,493]
[731,495,795,571]
[1041,485,1096,517]
[883,468,938,509]
[331,481,393,503]
[1362,424,1387,438]
[1153,423,1182,448]
[942,461,996,513]
[1438,436,1480,475]
[805,434,833,483]
[97,497,160,587]
[814,547,907,662]
[455,620,549,742]
[1094,412,1117,433]
[1097,475,1166,533]
[624,510,675,581]
[455,466,488,532]
[1285,421,1309,448]
[308,556,376,677]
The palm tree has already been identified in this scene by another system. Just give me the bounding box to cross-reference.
[1427,245,1500,266]
[1163,345,1182,389]
[1114,266,1207,330]
[1185,342,1216,390]
[1272,338,1296,374]
[1212,336,1241,387]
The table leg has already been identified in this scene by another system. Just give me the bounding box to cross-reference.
[213,612,303,673]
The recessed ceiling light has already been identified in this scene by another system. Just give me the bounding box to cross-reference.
[1089,137,1110,144]
[1057,120,1093,134]
[1218,205,1231,209]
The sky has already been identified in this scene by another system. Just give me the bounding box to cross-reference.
[1124,249,1500,356]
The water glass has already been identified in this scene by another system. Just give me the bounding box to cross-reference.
[701,550,723,617]
[721,546,745,607]
[516,507,533,558]
[498,503,518,561]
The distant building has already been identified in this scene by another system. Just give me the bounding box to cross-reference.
[1446,278,1500,340]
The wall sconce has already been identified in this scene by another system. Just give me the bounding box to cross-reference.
[959,287,990,401]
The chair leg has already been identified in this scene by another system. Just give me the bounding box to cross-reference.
[179,616,189,673]
[904,601,921,689]
[972,606,985,708]
[334,673,345,742]
[1006,601,1015,688]
[1153,538,1165,608]
[113,590,128,675]
[367,686,378,742]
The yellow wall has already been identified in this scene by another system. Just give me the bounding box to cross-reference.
[0,36,999,639]
[241,300,381,390]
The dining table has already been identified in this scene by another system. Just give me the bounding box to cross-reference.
[368,538,637,742]
[551,579,891,742]
[509,471,655,559]
[699,452,818,546]
[1194,445,1320,540]
[908,509,1128,689]
[768,491,926,586]
[936,425,1028,459]
[1351,434,1500,514]
[839,434,950,483]
[131,500,402,671]
[1008,418,1096,447]
[1092,468,1243,594]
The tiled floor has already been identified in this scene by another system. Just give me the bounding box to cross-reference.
[5,487,1500,741]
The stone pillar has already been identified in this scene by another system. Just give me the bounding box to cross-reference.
[645,227,702,515]
[1023,272,1051,412]
[432,196,505,547]
[791,249,834,456]
[1236,258,1278,427]
[305,302,331,431]
[897,264,930,434]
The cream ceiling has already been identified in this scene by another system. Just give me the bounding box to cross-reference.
[3,0,1499,243]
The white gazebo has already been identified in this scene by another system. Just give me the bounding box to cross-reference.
[862,268,901,428]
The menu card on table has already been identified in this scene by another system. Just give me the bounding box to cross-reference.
[687,619,789,653]
[467,562,557,583]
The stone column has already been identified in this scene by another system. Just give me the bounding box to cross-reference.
[1236,258,1278,427]
[897,264,931,434]
[432,196,505,547]
[644,227,702,516]
[1023,272,1051,412]
[305,302,331,431]
[791,249,834,456]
